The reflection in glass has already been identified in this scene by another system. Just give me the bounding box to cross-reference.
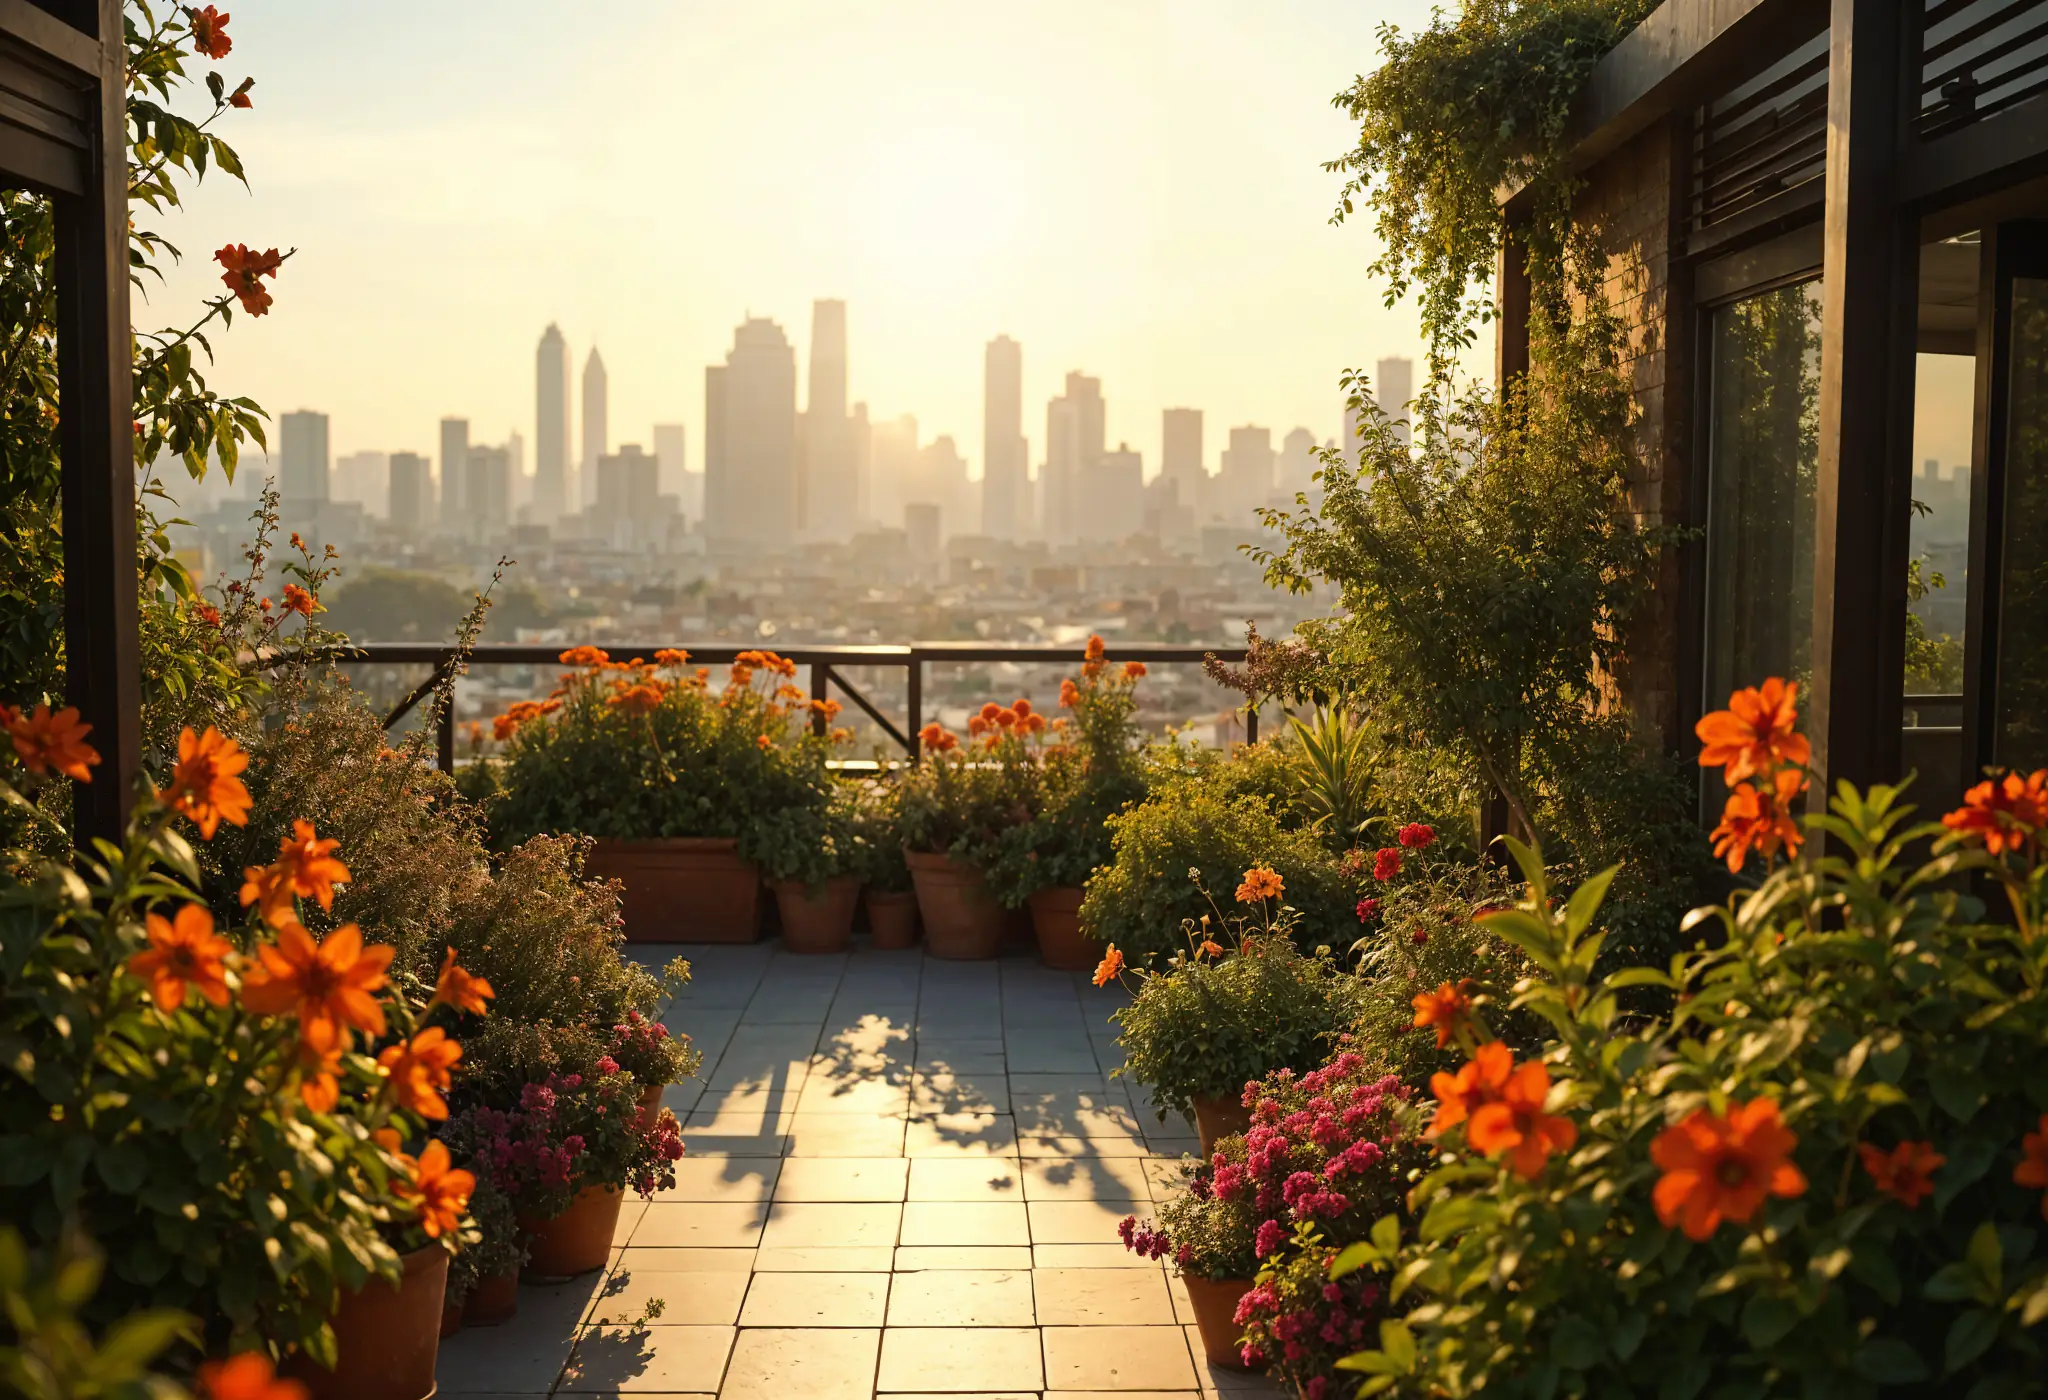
[1704,281,1822,709]
[1995,277,2048,770]
[1906,356,1974,697]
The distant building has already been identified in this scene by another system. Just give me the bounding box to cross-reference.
[1044,372,1104,545]
[868,413,919,528]
[388,451,431,534]
[581,348,608,509]
[801,299,858,541]
[536,324,572,522]
[982,335,1027,540]
[1375,356,1414,448]
[439,417,468,521]
[596,444,662,548]
[1085,443,1143,542]
[653,423,698,523]
[465,444,513,538]
[1278,427,1318,497]
[704,318,798,546]
[904,501,941,561]
[911,435,970,539]
[280,410,330,506]
[1219,425,1275,520]
[850,402,873,522]
[332,449,385,513]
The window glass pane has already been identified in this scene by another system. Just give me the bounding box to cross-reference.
[1995,276,2048,770]
[1703,281,1823,710]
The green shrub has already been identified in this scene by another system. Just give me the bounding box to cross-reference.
[844,774,912,893]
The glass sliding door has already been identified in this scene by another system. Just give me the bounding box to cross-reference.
[1991,274,2048,770]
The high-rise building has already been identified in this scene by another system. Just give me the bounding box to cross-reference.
[279,410,330,506]
[1161,407,1205,518]
[1278,427,1318,497]
[388,451,431,534]
[1086,443,1143,542]
[1375,356,1414,448]
[653,423,686,495]
[850,402,873,522]
[904,501,941,561]
[868,413,918,528]
[465,444,512,537]
[704,318,798,545]
[581,348,608,508]
[595,444,662,547]
[535,325,571,521]
[1219,425,1275,519]
[982,335,1026,540]
[331,449,384,512]
[1043,372,1104,545]
[909,435,970,539]
[439,417,469,522]
[801,299,858,540]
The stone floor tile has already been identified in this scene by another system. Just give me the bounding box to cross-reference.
[1143,1157,1198,1199]
[434,1304,579,1391]
[703,1054,812,1092]
[650,1157,779,1204]
[719,1326,881,1400]
[784,1113,909,1157]
[738,1271,890,1327]
[687,1084,803,1119]
[877,1326,1044,1392]
[1047,1394,1201,1400]
[607,1247,756,1274]
[892,1246,1034,1271]
[903,1112,1017,1157]
[1043,1325,1200,1391]
[772,1156,910,1202]
[1003,1044,1105,1074]
[585,1266,750,1327]
[910,1069,1007,1115]
[556,1324,734,1392]
[753,1245,896,1272]
[1030,1199,1143,1244]
[905,1156,1023,1201]
[628,1202,768,1249]
[1035,1244,1161,1269]
[1035,1267,1177,1326]
[668,1130,791,1158]
[884,1268,1035,1326]
[912,1048,1008,1075]
[1023,1156,1153,1202]
[1018,1130,1153,1159]
[1182,1327,1282,1392]
[795,1074,913,1116]
[760,1200,902,1248]
[898,1200,1030,1246]
[657,1079,706,1117]
[683,1101,798,1138]
[878,1394,1038,1400]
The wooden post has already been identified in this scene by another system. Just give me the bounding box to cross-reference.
[1808,0,1919,799]
[810,661,830,738]
[906,653,922,763]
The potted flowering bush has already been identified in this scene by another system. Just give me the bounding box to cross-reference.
[752,778,863,953]
[608,1007,702,1131]
[482,648,842,941]
[1100,868,1368,1152]
[897,702,1046,959]
[847,774,919,948]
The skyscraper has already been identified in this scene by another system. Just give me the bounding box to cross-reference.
[868,413,918,527]
[279,411,330,506]
[703,318,798,545]
[465,444,512,537]
[1161,407,1205,518]
[1278,427,1318,496]
[535,324,571,522]
[595,444,661,547]
[1043,372,1104,545]
[388,451,430,534]
[581,348,608,509]
[439,417,469,521]
[1375,356,1414,448]
[1086,443,1143,542]
[910,435,970,539]
[801,299,857,540]
[982,335,1026,540]
[1219,425,1275,518]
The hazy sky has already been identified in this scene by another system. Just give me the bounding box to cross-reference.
[148,0,1444,482]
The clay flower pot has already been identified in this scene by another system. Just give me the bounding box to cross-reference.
[772,876,860,953]
[291,1243,447,1400]
[1191,1094,1253,1156]
[634,1080,665,1134]
[439,1292,464,1339]
[905,849,1002,959]
[1026,885,1097,970]
[864,888,920,949]
[520,1184,623,1279]
[463,1269,519,1326]
[585,837,761,943]
[1182,1274,1257,1369]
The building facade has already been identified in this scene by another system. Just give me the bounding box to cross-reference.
[704,318,798,546]
[279,410,329,507]
[535,324,572,523]
[983,335,1027,539]
[581,348,607,510]
[1043,372,1105,545]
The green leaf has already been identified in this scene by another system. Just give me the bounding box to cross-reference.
[1611,1308,1647,1362]
[1967,1222,2003,1293]
[1739,1292,1799,1348]
[0,1134,53,1185]
[1924,1261,1981,1304]
[1852,1336,1931,1385]
[1930,1065,1987,1123]
[1563,863,1619,937]
[1330,1241,1375,1280]
[1378,1318,1416,1371]
[1656,1359,1710,1400]
[1936,1137,1998,1213]
[1550,1314,1605,1369]
[1944,1309,1999,1374]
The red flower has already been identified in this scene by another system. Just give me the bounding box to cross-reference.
[1084,634,1106,661]
[1372,847,1403,881]
[229,80,253,109]
[1943,770,2048,857]
[196,1351,306,1400]
[1011,697,1033,718]
[1397,822,1435,849]
[1696,677,1810,785]
[1858,1139,1945,1208]
[188,5,232,59]
[1709,768,1806,874]
[1122,660,1147,679]
[2015,1114,2048,1221]
[1650,1098,1807,1240]
[214,243,281,316]
[1059,677,1080,709]
[1354,897,1380,922]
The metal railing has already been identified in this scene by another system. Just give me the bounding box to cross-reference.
[342,642,1255,772]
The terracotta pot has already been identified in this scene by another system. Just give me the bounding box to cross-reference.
[289,1243,447,1400]
[463,1269,519,1326]
[1027,885,1097,970]
[520,1184,623,1278]
[1192,1094,1253,1156]
[439,1292,464,1339]
[772,876,860,953]
[1002,903,1036,955]
[585,837,761,943]
[904,849,1002,960]
[865,888,920,949]
[634,1080,665,1134]
[1182,1274,1256,1370]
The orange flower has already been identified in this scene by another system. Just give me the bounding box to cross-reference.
[1024,713,1047,733]
[159,726,251,838]
[240,819,350,926]
[1122,660,1147,679]
[396,1139,475,1240]
[654,648,690,666]
[280,583,316,616]
[1059,678,1080,708]
[1709,768,1807,874]
[968,715,988,737]
[378,1026,463,1120]
[240,922,392,1045]
[188,5,232,59]
[607,682,666,715]
[1197,939,1224,959]
[755,733,773,750]
[429,947,494,1016]
[1011,697,1034,718]
[1427,1041,1514,1137]
[1410,980,1473,1050]
[810,698,842,720]
[296,1024,344,1114]
[1696,678,1810,785]
[1092,945,1125,986]
[128,903,233,1012]
[1858,1139,1945,1208]
[4,703,99,782]
[994,706,1018,729]
[1650,1098,1807,1240]
[195,1351,308,1400]
[229,79,253,109]
[918,722,957,753]
[1084,634,1106,661]
[559,645,611,668]
[2015,1114,2048,1221]
[1465,1056,1577,1180]
[1943,770,2048,857]
[1234,866,1284,904]
[213,243,280,316]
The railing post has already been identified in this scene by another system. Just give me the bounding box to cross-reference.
[1244,702,1259,746]
[437,699,455,774]
[907,652,923,762]
[811,661,830,738]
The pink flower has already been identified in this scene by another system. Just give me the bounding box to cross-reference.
[1254,1219,1286,1257]
[1355,897,1381,922]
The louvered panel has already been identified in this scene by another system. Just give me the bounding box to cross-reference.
[1919,0,2048,136]
[0,27,88,195]
[1689,30,1830,238]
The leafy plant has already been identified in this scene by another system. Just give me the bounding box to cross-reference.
[1283,706,1376,850]
[896,704,1044,868]
[0,1227,190,1400]
[843,775,912,894]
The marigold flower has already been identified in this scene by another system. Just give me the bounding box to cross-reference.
[1427,1041,1514,1137]
[775,684,806,703]
[1059,678,1080,708]
[4,704,99,781]
[280,583,316,616]
[1858,1139,1945,1208]
[1696,677,1810,784]
[1084,634,1106,661]
[1465,1057,1577,1179]
[1024,713,1047,733]
[1943,770,2048,857]
[2015,1114,2048,1221]
[1397,822,1435,850]
[559,645,611,668]
[195,602,222,626]
[755,733,773,750]
[918,722,958,753]
[979,701,1003,722]
[195,1351,307,1400]
[378,1026,463,1120]
[429,947,494,1015]
[608,682,666,715]
[1710,768,1807,874]
[1410,981,1473,1050]
[1235,866,1285,904]
[213,243,280,316]
[128,903,233,1012]
[1122,660,1147,679]
[240,922,392,1045]
[239,819,350,926]
[1011,697,1033,718]
[968,715,988,737]
[994,706,1018,728]
[1650,1098,1807,1240]
[654,648,690,666]
[810,698,842,720]
[1092,945,1125,986]
[159,726,251,838]
[188,5,232,59]
[1372,847,1403,882]
[396,1139,475,1240]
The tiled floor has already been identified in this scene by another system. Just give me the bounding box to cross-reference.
[435,940,1283,1399]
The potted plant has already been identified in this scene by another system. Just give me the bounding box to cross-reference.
[606,1007,702,1130]
[897,703,1045,959]
[442,1176,524,1329]
[847,775,919,948]
[754,780,862,953]
[480,648,843,942]
[1098,868,1367,1152]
